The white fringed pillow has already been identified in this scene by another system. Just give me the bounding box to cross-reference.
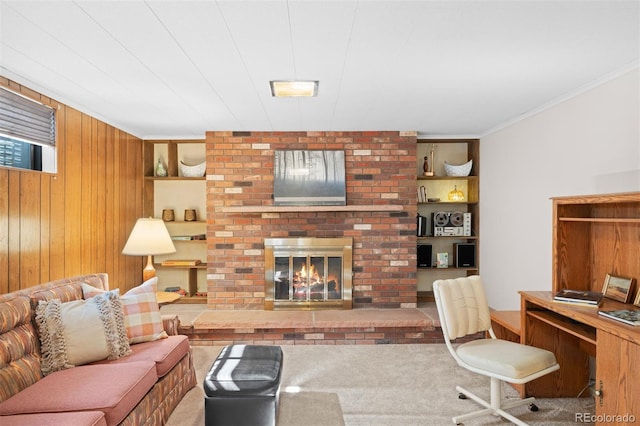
[35,292,131,376]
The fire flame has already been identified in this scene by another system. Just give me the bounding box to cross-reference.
[294,263,340,293]
[297,264,321,284]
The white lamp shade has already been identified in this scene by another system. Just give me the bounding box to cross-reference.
[122,218,176,256]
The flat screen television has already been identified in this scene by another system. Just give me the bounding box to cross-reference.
[274,150,346,206]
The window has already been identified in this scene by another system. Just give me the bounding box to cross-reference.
[0,86,56,172]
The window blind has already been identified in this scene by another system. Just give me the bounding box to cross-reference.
[0,86,55,146]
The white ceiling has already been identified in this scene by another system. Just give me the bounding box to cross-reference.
[1,1,638,139]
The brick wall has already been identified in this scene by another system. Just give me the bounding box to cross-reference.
[206,131,417,310]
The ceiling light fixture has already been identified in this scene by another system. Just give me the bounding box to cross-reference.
[270,80,318,97]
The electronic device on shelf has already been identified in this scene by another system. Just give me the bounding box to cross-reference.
[432,211,471,236]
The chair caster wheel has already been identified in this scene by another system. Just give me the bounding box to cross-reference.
[529,403,539,412]
[458,393,466,399]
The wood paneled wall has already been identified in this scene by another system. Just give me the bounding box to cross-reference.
[0,77,145,294]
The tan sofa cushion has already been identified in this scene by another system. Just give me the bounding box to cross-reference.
[92,335,190,377]
[0,361,157,425]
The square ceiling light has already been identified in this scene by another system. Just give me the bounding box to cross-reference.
[270,80,318,97]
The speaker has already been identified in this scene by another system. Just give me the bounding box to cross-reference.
[454,243,476,268]
[417,244,432,268]
[417,214,428,236]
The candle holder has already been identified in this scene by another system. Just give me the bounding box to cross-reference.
[184,209,197,222]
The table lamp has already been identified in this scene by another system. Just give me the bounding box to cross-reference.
[122,218,176,281]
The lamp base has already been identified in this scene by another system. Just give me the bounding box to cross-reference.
[143,255,156,282]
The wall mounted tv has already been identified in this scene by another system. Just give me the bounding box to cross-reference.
[274,150,346,206]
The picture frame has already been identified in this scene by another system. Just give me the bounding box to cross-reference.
[436,252,449,269]
[634,286,640,307]
[601,273,636,304]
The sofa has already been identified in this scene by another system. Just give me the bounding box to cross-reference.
[0,273,197,425]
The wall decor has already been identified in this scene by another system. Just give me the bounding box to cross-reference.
[273,150,346,206]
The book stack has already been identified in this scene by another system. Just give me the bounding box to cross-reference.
[553,289,603,307]
[598,309,640,326]
[171,234,206,241]
[417,186,427,203]
[160,259,202,266]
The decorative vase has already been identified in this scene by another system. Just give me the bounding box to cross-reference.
[156,159,167,177]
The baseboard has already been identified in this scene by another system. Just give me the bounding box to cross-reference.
[417,291,434,302]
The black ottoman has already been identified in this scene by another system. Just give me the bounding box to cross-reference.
[204,345,283,426]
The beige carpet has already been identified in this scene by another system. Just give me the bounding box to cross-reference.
[167,344,594,425]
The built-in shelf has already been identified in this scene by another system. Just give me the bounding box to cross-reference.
[417,176,479,181]
[144,139,207,303]
[559,217,640,223]
[527,310,596,346]
[219,205,404,213]
[155,263,208,269]
[418,235,478,240]
[417,267,479,271]
[145,176,205,181]
[417,201,479,205]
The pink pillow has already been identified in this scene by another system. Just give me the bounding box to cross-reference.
[82,278,167,344]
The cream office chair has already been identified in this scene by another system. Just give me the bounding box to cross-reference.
[433,276,560,426]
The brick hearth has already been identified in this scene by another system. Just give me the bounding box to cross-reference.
[162,303,459,345]
[206,131,418,310]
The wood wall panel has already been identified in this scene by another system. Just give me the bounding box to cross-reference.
[104,126,115,280]
[19,171,41,288]
[39,173,51,283]
[64,106,82,275]
[0,169,8,294]
[49,100,66,282]
[95,120,106,275]
[81,113,93,273]
[0,78,144,294]
[7,171,20,293]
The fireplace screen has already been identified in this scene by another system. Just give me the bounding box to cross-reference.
[265,238,352,310]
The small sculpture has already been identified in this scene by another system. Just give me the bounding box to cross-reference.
[156,158,167,177]
[424,144,436,176]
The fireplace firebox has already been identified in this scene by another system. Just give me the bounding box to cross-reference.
[264,237,353,310]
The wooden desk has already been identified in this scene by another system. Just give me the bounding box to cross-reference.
[490,310,520,342]
[520,291,639,421]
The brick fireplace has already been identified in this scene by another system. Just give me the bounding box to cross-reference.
[206,131,417,310]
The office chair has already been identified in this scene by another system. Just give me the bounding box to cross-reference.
[433,276,560,426]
